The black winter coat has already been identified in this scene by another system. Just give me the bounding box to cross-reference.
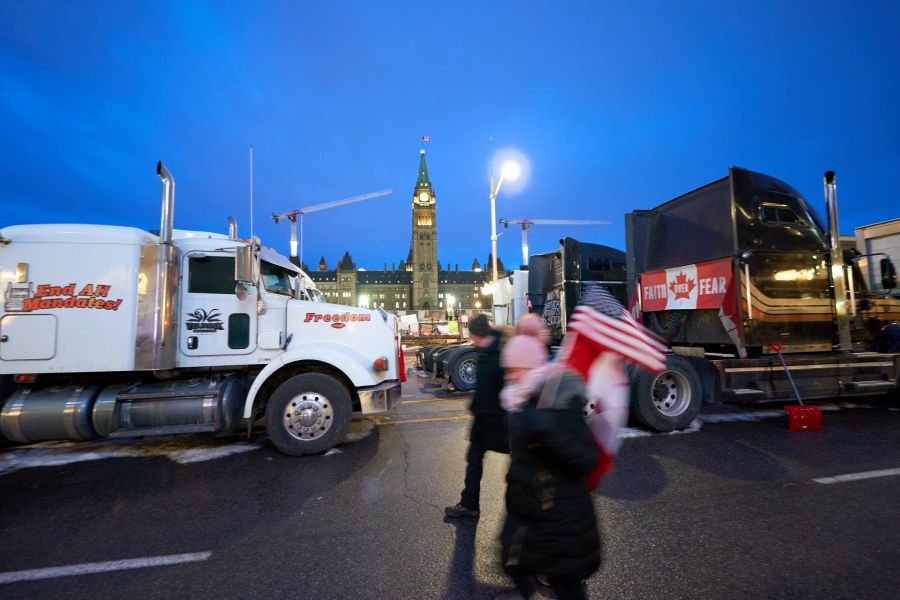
[468,330,508,453]
[501,370,600,580]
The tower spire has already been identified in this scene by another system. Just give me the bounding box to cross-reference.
[417,149,430,187]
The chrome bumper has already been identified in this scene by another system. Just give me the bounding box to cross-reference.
[357,380,401,414]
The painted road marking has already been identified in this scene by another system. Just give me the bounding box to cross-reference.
[813,467,900,485]
[374,402,868,431]
[369,414,473,425]
[401,396,470,404]
[0,552,212,584]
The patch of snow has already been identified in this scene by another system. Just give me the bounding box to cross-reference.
[0,438,260,477]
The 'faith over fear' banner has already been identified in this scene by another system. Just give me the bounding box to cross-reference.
[640,257,733,312]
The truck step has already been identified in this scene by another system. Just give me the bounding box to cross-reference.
[841,379,897,393]
[728,388,767,398]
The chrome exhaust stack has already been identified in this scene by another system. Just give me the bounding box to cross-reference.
[228,217,238,240]
[824,170,852,351]
[143,162,178,370]
[157,162,175,244]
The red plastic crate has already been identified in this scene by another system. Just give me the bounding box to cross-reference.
[784,405,823,431]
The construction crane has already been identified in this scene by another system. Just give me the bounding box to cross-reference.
[500,218,611,268]
[273,189,393,266]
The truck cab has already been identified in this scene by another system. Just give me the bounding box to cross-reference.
[622,167,900,431]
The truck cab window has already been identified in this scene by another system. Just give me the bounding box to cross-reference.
[260,262,295,297]
[188,256,236,294]
[587,257,612,272]
[761,204,801,225]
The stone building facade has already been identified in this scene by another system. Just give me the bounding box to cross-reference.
[308,148,505,311]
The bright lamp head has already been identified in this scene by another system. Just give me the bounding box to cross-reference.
[502,160,520,181]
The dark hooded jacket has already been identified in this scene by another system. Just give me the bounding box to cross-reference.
[468,329,508,453]
[501,370,600,580]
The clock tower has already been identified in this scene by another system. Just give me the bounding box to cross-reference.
[411,149,439,309]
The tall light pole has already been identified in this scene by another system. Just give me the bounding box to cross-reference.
[489,157,520,288]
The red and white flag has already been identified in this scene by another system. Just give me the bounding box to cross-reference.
[560,284,667,487]
[421,135,431,141]
[564,285,667,375]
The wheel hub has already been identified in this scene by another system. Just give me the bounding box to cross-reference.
[651,371,691,417]
[284,393,334,441]
[459,359,477,385]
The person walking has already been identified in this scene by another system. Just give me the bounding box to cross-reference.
[496,334,600,600]
[444,314,509,518]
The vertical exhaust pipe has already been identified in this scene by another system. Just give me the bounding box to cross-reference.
[157,162,175,244]
[824,170,852,351]
[153,162,177,370]
[228,217,238,240]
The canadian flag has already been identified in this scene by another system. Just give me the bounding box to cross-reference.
[421,135,431,141]
[560,284,666,487]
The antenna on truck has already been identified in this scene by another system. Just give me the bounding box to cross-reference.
[249,144,254,244]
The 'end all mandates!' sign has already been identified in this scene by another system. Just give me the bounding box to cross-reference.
[641,257,733,311]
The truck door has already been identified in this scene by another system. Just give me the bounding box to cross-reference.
[180,252,257,357]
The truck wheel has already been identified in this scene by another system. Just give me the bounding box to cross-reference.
[449,351,478,392]
[422,347,437,372]
[265,373,352,456]
[630,355,702,432]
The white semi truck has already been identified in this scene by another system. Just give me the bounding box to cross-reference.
[0,162,403,455]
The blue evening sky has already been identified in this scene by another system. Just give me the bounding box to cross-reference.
[2,1,898,270]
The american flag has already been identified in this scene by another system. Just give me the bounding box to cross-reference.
[566,283,667,374]
[556,283,667,488]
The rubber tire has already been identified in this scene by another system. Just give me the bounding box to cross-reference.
[265,373,352,456]
[630,355,702,432]
[422,347,438,372]
[448,351,479,393]
[433,347,452,378]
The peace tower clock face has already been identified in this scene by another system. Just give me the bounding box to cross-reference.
[418,191,431,204]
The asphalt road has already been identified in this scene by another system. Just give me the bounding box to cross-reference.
[1,360,898,599]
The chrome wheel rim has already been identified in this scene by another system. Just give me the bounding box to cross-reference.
[458,358,477,386]
[283,392,334,440]
[651,370,691,417]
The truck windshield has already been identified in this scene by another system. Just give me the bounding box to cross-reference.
[261,262,296,297]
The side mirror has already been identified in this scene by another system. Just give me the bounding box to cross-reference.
[880,258,897,290]
[235,245,256,283]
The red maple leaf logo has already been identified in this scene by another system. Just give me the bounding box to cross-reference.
[668,272,696,300]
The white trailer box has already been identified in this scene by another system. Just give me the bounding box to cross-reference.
[855,218,900,295]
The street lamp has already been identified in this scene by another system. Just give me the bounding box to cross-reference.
[490,158,520,288]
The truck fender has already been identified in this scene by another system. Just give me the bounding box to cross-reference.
[242,342,380,419]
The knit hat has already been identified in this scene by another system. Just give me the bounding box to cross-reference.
[515,314,551,343]
[501,334,549,370]
[469,314,492,337]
